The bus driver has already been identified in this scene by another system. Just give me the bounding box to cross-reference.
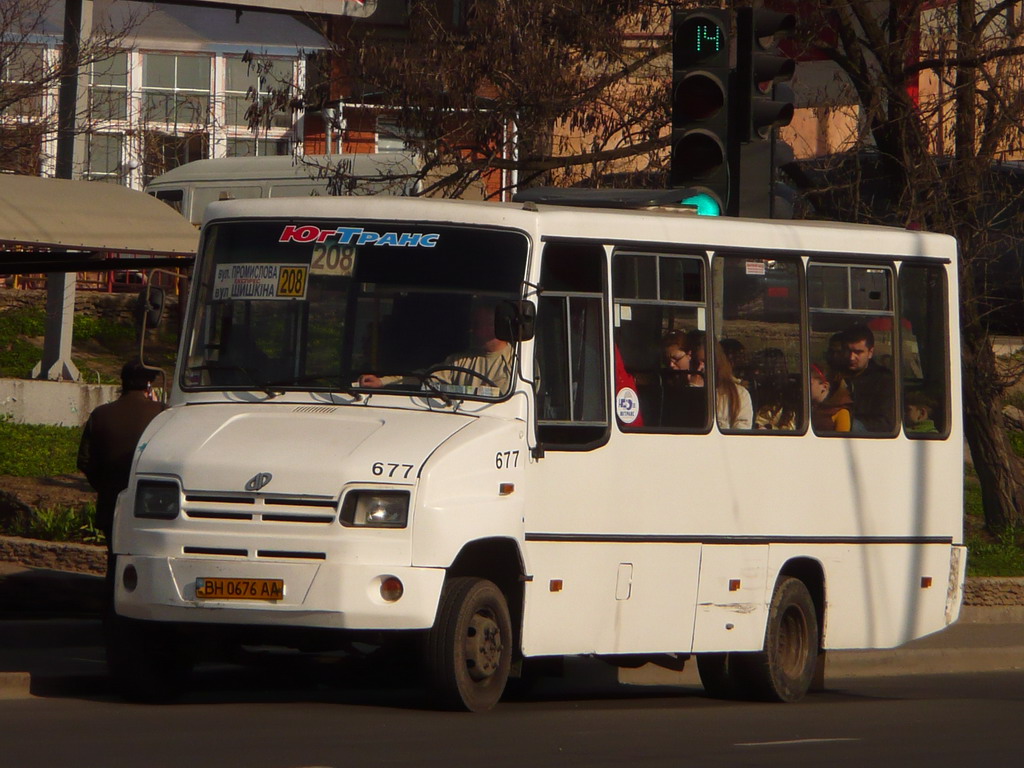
[358,302,514,394]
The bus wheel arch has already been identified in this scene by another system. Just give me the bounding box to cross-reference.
[445,537,526,644]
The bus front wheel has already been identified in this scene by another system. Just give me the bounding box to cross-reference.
[423,577,512,712]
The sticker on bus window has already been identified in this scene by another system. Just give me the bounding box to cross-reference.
[311,241,356,277]
[213,263,308,301]
[615,387,641,424]
[745,261,766,276]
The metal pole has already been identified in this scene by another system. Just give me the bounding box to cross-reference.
[34,0,93,381]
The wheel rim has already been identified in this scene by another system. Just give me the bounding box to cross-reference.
[464,609,503,682]
[776,604,809,676]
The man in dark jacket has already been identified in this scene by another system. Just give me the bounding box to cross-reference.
[77,362,166,549]
[841,324,895,433]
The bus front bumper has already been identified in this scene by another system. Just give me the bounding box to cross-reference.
[113,555,446,630]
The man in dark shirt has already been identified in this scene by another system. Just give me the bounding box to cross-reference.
[77,362,166,549]
[841,324,895,433]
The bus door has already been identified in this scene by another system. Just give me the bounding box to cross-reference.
[521,241,702,657]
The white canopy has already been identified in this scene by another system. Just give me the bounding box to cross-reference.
[0,174,198,257]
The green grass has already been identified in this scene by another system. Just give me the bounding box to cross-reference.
[0,418,82,476]
[0,305,146,382]
[964,479,1024,576]
[3,504,104,545]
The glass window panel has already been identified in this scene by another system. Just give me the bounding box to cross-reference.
[226,57,253,91]
[226,94,249,126]
[807,264,848,309]
[173,94,209,124]
[90,88,127,120]
[851,267,891,311]
[659,255,703,302]
[93,52,127,86]
[176,55,211,90]
[715,256,802,433]
[268,59,293,85]
[536,243,608,447]
[8,46,44,80]
[226,137,257,157]
[899,264,949,437]
[614,252,709,432]
[613,253,656,300]
[143,54,175,88]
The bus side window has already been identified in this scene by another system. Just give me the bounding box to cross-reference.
[612,252,709,432]
[535,243,609,449]
[714,255,803,433]
[808,262,898,436]
[899,264,949,438]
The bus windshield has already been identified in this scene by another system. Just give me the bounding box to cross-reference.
[182,219,530,400]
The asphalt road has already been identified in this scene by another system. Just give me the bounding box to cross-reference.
[0,663,1021,768]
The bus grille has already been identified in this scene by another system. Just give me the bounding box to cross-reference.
[183,492,337,524]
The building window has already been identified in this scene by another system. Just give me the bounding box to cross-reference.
[225,55,293,129]
[1,45,45,118]
[90,52,128,121]
[225,136,291,157]
[142,53,211,126]
[143,130,208,184]
[85,133,123,181]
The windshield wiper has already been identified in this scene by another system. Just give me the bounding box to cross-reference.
[191,363,283,398]
[263,374,364,401]
[355,371,454,405]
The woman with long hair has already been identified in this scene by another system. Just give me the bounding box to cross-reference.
[686,331,753,430]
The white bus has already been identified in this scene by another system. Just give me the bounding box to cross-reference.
[145,153,421,226]
[109,194,966,711]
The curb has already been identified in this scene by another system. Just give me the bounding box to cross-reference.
[0,671,30,699]
[825,646,1024,678]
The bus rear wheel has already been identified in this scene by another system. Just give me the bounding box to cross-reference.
[423,577,512,712]
[746,576,819,702]
[697,577,818,703]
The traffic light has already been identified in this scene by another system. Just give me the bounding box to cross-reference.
[670,8,732,215]
[735,7,796,218]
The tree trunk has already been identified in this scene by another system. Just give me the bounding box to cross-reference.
[960,328,1024,533]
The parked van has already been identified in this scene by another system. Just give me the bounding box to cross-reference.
[146,152,421,225]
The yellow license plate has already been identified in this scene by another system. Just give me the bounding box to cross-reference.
[195,577,284,601]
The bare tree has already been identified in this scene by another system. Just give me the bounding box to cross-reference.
[276,0,673,198]
[790,0,1024,532]
[0,0,141,174]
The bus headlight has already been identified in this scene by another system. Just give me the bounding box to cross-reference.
[134,480,181,519]
[340,491,409,528]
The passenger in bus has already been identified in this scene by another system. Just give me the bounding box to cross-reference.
[750,347,797,430]
[839,324,895,432]
[687,331,753,430]
[810,363,852,432]
[660,330,706,428]
[358,302,514,394]
[905,391,940,434]
[720,338,751,389]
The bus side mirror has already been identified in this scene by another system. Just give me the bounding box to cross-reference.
[495,300,536,343]
[137,286,165,330]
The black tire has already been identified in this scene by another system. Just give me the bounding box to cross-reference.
[696,652,744,700]
[423,577,512,712]
[744,576,819,702]
[105,614,193,703]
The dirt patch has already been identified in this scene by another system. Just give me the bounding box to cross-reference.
[0,475,94,512]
